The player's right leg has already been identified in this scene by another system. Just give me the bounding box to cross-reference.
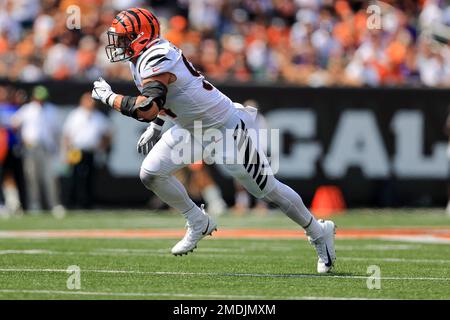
[219,108,336,273]
[263,180,336,273]
[139,125,217,255]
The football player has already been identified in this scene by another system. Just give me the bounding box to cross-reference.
[92,8,336,273]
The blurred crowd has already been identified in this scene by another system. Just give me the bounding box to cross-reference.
[1,0,450,87]
[0,84,112,216]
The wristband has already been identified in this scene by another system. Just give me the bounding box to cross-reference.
[106,93,117,108]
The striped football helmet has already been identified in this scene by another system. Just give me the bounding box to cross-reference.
[105,8,160,63]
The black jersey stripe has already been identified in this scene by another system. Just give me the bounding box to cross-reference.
[141,54,165,70]
[144,53,165,64]
[136,43,166,72]
[136,48,155,73]
[150,56,171,66]
[139,53,169,74]
[143,54,172,69]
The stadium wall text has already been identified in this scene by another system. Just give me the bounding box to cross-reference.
[3,81,449,207]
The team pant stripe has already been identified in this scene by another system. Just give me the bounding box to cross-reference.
[234,120,246,158]
[255,168,264,185]
[237,130,247,151]
[233,122,241,139]
[235,117,268,192]
[246,162,255,174]
[246,147,259,177]
[243,138,251,169]
[253,152,261,179]
[240,119,246,131]
[259,174,268,191]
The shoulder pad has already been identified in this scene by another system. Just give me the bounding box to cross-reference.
[137,40,181,79]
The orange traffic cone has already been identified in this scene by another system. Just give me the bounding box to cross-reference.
[310,185,346,218]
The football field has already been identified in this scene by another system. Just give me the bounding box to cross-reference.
[0,209,449,300]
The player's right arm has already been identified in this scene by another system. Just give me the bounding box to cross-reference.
[91,73,171,123]
[92,73,175,154]
[134,73,178,154]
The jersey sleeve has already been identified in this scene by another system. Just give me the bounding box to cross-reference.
[138,42,181,79]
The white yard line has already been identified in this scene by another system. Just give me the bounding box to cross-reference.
[0,249,53,255]
[94,247,243,253]
[336,244,421,251]
[0,289,379,300]
[1,231,450,244]
[340,257,450,264]
[381,236,450,244]
[3,249,450,265]
[0,289,268,299]
[0,267,449,282]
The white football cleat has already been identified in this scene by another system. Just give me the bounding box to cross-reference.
[171,205,217,256]
[309,219,336,273]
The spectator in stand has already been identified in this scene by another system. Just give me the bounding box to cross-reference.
[0,86,27,214]
[62,92,112,209]
[11,86,65,217]
[0,0,449,87]
[445,105,450,217]
[0,110,7,217]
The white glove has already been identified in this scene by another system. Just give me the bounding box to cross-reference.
[92,77,117,107]
[137,121,163,155]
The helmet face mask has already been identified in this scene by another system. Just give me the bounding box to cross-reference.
[105,8,161,63]
[105,31,135,63]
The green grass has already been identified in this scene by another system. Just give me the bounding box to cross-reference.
[0,209,449,300]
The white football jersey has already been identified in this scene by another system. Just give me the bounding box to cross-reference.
[129,39,236,130]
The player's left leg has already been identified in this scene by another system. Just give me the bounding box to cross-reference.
[139,125,217,255]
[217,108,336,273]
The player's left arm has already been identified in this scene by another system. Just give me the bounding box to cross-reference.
[92,73,171,122]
